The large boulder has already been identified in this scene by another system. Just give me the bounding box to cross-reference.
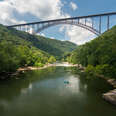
[103,89,116,105]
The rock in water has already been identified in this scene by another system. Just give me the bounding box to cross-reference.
[103,89,116,105]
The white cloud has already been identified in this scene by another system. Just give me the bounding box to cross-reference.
[50,37,55,39]
[36,33,46,37]
[0,0,70,25]
[59,19,95,45]
[0,1,25,25]
[70,2,78,11]
[11,0,67,19]
[0,0,95,44]
[41,33,46,37]
[59,25,65,32]
[59,25,95,45]
[65,26,95,45]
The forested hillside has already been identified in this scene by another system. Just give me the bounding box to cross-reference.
[0,24,77,77]
[0,24,77,59]
[68,25,116,79]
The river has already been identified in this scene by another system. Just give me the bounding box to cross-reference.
[0,66,116,116]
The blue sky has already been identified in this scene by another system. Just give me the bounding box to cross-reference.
[0,0,116,44]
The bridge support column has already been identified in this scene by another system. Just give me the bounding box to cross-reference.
[92,18,94,28]
[107,15,110,30]
[19,26,21,31]
[85,18,87,25]
[99,16,101,33]
[78,18,80,24]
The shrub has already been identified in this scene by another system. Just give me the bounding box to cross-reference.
[34,62,44,67]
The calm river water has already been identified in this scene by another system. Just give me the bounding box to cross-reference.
[0,66,116,116]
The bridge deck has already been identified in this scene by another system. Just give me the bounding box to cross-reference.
[7,12,116,27]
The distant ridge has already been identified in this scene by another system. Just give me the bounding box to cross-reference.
[0,24,77,59]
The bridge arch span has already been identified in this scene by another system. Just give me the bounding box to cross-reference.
[36,21,100,36]
[7,12,116,36]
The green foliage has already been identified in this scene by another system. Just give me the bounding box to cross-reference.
[66,56,72,63]
[0,24,77,76]
[48,56,56,64]
[95,64,116,78]
[0,41,20,73]
[34,62,44,67]
[85,65,96,79]
[35,36,77,59]
[69,25,116,79]
[62,51,79,64]
[70,51,79,64]
[0,24,77,60]
[0,41,56,75]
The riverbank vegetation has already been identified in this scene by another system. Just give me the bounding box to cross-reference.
[0,24,76,78]
[0,41,56,77]
[66,25,116,80]
[0,24,77,60]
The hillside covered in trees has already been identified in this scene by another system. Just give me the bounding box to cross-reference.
[67,25,116,79]
[0,24,77,77]
[0,24,77,59]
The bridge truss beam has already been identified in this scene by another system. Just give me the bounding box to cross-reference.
[7,12,116,36]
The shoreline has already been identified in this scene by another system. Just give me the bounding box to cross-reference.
[1,62,116,106]
[78,66,116,106]
[12,62,78,77]
[102,79,116,106]
[0,62,78,80]
[17,62,78,71]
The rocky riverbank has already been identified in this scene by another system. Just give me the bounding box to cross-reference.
[103,89,116,105]
[77,65,116,106]
[103,79,116,106]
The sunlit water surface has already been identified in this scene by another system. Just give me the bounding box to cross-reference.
[0,67,116,116]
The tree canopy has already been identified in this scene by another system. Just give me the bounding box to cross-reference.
[67,25,116,79]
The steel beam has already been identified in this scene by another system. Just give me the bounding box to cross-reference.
[99,16,101,33]
[6,12,116,36]
[107,15,110,30]
[92,18,94,28]
[85,18,87,25]
[7,12,116,27]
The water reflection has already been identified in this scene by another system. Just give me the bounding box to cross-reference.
[21,84,33,94]
[65,76,80,93]
[0,66,115,116]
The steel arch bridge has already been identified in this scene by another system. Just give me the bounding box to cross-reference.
[7,12,116,36]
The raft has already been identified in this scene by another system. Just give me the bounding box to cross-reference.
[64,81,69,84]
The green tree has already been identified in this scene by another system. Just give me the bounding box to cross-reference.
[48,56,56,64]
